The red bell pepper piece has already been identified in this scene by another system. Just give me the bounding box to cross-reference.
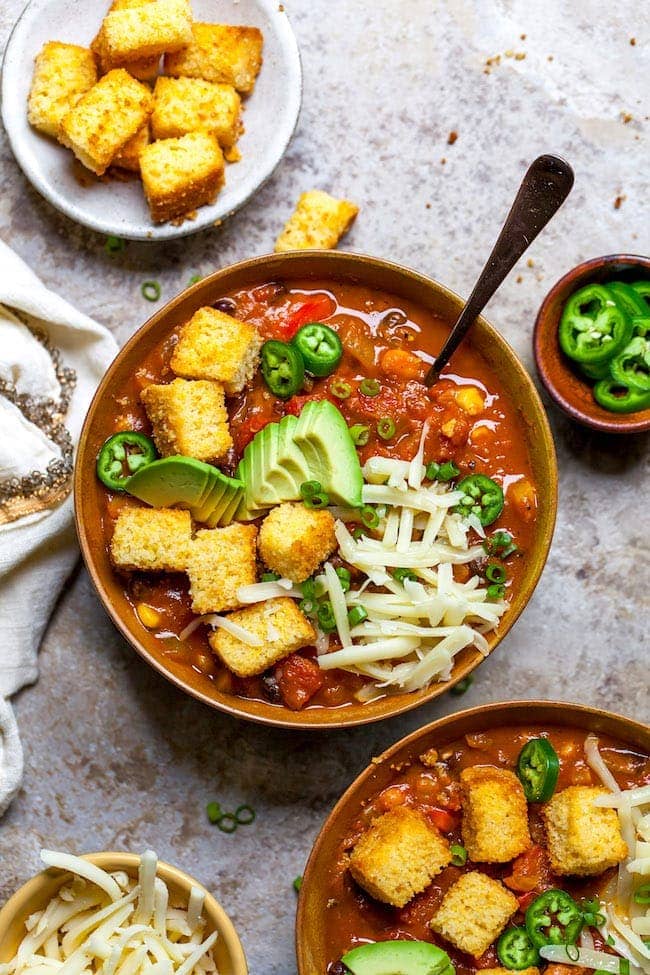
[274,294,334,341]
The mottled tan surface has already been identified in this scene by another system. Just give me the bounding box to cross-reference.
[1,1,649,973]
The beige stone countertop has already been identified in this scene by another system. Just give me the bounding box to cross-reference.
[0,1,648,972]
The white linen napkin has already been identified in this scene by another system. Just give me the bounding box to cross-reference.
[0,238,118,816]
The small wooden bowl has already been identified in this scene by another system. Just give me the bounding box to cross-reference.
[296,700,650,974]
[533,254,650,433]
[75,250,558,729]
[0,852,248,975]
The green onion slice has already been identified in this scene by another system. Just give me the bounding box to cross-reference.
[141,280,161,301]
[331,379,352,399]
[335,567,351,592]
[105,235,125,254]
[377,417,396,440]
[216,813,238,834]
[393,568,418,583]
[450,843,468,866]
[450,674,474,696]
[349,423,370,446]
[206,801,222,823]
[235,804,256,825]
[261,572,280,582]
[347,605,368,627]
[359,378,381,397]
[486,563,507,583]
[487,583,506,599]
[360,505,380,529]
[293,876,303,892]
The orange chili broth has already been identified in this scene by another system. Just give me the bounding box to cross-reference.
[324,725,650,975]
[101,279,539,711]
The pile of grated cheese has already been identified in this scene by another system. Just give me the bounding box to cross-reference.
[237,425,509,695]
[0,851,219,975]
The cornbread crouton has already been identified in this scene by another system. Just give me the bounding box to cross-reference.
[28,42,98,140]
[110,507,191,571]
[257,503,336,583]
[461,766,532,863]
[151,77,242,147]
[112,124,149,172]
[100,0,192,66]
[275,190,359,252]
[59,69,153,175]
[430,872,518,957]
[208,597,316,677]
[164,23,263,93]
[349,807,451,908]
[140,378,232,462]
[187,524,257,614]
[92,0,160,81]
[542,786,627,876]
[170,307,262,394]
[140,132,225,223]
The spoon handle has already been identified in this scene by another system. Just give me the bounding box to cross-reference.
[425,154,574,385]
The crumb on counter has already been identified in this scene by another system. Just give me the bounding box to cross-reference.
[614,194,626,209]
[447,130,458,145]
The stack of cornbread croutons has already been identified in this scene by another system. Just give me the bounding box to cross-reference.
[27,0,263,223]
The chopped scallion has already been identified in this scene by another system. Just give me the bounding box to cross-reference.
[141,280,161,302]
[331,379,352,399]
[347,605,368,627]
[450,843,467,866]
[377,416,396,440]
[486,563,507,583]
[261,572,280,582]
[450,674,474,696]
[349,423,370,446]
[359,378,381,397]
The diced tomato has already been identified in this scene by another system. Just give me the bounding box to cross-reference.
[503,844,551,893]
[517,890,537,911]
[271,294,335,341]
[423,806,458,833]
[276,654,324,710]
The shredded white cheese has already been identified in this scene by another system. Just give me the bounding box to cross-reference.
[178,614,261,646]
[0,852,219,975]
[585,737,650,975]
[314,455,508,692]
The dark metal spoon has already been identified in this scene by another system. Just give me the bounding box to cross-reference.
[424,154,575,386]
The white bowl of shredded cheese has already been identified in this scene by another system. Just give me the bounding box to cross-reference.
[0,850,247,975]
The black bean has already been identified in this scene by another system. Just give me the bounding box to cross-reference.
[261,673,281,703]
[213,297,237,314]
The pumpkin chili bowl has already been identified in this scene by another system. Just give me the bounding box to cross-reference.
[295,700,650,975]
[74,250,558,729]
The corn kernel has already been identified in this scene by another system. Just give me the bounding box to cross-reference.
[454,386,485,415]
[136,603,161,628]
[470,423,493,443]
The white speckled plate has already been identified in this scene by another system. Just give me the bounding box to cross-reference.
[1,0,302,240]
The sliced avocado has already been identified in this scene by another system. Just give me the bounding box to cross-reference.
[195,466,221,509]
[274,414,311,495]
[126,456,213,508]
[217,485,246,526]
[203,476,244,527]
[262,421,297,500]
[191,471,243,525]
[342,940,454,975]
[293,400,363,507]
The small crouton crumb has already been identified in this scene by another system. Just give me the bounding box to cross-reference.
[164,23,263,93]
[542,786,628,876]
[527,258,535,267]
[349,807,451,908]
[441,157,447,165]
[140,131,225,223]
[621,112,633,124]
[112,124,149,173]
[28,42,97,140]
[461,766,531,862]
[257,503,337,583]
[515,52,526,60]
[170,307,262,394]
[520,33,527,40]
[59,69,153,175]
[209,597,316,676]
[630,37,636,45]
[275,190,359,252]
[141,378,232,462]
[547,55,554,61]
[516,275,523,283]
[419,747,439,767]
[447,130,458,145]
[187,523,257,614]
[426,202,432,209]
[151,77,242,147]
[110,507,192,572]
[430,872,518,956]
[614,194,626,210]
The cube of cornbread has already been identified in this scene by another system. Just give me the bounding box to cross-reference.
[100,0,192,66]
[59,69,153,175]
[151,77,242,147]
[110,507,191,571]
[208,597,316,677]
[170,307,262,394]
[112,124,149,172]
[258,503,336,583]
[275,190,359,252]
[460,765,532,863]
[187,524,258,614]
[164,23,263,93]
[140,378,232,462]
[461,766,531,863]
[140,132,225,223]
[28,42,98,139]
[430,872,518,957]
[542,786,627,876]
[349,807,451,909]
[92,0,160,81]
